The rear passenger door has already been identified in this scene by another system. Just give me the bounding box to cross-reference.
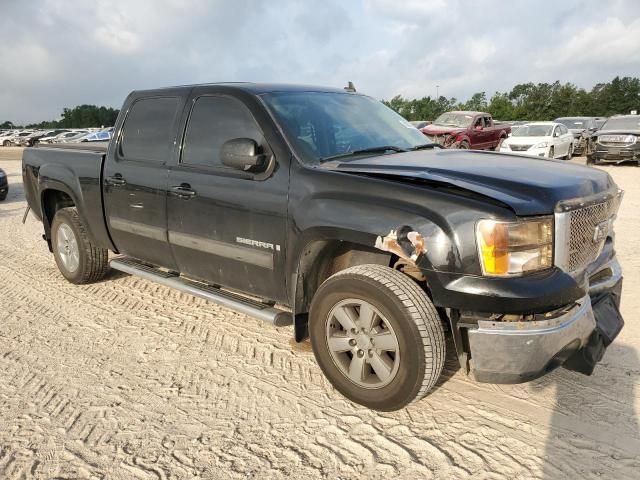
[558,124,572,156]
[166,92,289,302]
[104,94,187,269]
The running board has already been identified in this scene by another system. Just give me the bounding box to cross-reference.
[109,257,293,327]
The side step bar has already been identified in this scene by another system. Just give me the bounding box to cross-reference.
[110,257,293,327]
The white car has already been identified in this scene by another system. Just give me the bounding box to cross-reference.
[499,122,574,159]
[0,130,23,146]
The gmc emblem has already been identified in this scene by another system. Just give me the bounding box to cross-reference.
[593,220,610,243]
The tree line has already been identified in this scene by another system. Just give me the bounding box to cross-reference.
[1,104,119,129]
[383,76,640,121]
[2,76,639,129]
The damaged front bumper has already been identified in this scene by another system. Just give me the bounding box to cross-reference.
[466,256,624,383]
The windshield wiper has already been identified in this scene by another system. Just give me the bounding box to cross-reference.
[410,143,439,150]
[319,145,408,163]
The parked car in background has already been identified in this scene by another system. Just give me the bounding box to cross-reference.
[500,122,574,159]
[56,131,92,143]
[0,130,20,146]
[4,130,34,147]
[0,167,7,201]
[27,129,71,146]
[554,117,599,156]
[71,130,112,143]
[590,115,640,165]
[48,130,89,143]
[16,130,59,147]
[595,117,608,130]
[420,111,510,150]
[410,120,431,129]
[38,130,72,143]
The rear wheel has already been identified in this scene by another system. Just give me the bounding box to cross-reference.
[565,144,573,160]
[51,207,109,284]
[549,146,555,159]
[458,140,470,150]
[309,264,445,411]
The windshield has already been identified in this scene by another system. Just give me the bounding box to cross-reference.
[556,118,590,130]
[601,116,640,130]
[512,124,553,137]
[432,113,473,128]
[262,92,428,164]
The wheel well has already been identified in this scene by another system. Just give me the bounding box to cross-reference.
[41,189,75,249]
[293,240,394,341]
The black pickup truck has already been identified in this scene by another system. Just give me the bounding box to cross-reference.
[23,83,625,411]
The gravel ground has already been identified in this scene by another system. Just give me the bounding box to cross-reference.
[0,147,638,479]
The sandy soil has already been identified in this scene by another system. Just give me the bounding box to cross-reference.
[0,146,638,479]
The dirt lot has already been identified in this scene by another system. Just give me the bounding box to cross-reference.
[0,146,638,479]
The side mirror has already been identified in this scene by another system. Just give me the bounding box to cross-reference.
[221,138,266,172]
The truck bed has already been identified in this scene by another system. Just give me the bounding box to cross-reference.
[22,144,113,250]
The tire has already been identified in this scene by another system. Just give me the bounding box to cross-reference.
[51,207,109,284]
[0,193,6,202]
[2,141,10,147]
[458,141,470,150]
[549,146,555,159]
[309,264,445,411]
[565,144,573,160]
[493,137,506,151]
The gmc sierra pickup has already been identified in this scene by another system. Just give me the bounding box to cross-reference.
[23,83,624,411]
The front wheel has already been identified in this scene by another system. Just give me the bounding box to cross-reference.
[51,207,109,284]
[309,264,445,411]
[548,146,555,159]
[2,140,10,147]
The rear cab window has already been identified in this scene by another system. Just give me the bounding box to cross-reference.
[119,96,181,163]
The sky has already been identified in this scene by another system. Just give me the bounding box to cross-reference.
[1,0,640,124]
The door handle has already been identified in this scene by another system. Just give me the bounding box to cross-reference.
[106,174,126,186]
[170,184,196,199]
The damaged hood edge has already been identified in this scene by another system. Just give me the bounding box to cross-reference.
[322,150,618,216]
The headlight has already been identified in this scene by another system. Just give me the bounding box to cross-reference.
[533,142,550,148]
[476,217,553,276]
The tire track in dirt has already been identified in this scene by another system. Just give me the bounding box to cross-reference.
[1,157,639,479]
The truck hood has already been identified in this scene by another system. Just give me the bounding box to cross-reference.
[596,129,640,136]
[421,124,465,136]
[322,149,617,216]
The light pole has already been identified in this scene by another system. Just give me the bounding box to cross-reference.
[436,85,440,99]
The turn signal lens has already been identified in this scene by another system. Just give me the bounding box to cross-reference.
[477,218,553,276]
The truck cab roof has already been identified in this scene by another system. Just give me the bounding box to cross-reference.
[130,82,361,98]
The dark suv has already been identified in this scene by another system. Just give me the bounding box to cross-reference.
[591,115,640,165]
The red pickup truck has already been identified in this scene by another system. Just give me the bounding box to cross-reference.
[420,111,511,150]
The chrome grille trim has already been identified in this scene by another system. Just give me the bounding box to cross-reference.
[554,191,623,274]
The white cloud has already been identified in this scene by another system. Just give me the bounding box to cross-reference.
[537,17,640,68]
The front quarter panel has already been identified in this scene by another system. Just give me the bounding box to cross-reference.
[288,162,518,280]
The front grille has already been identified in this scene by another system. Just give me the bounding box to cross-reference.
[510,144,532,151]
[556,194,622,273]
[599,141,635,148]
